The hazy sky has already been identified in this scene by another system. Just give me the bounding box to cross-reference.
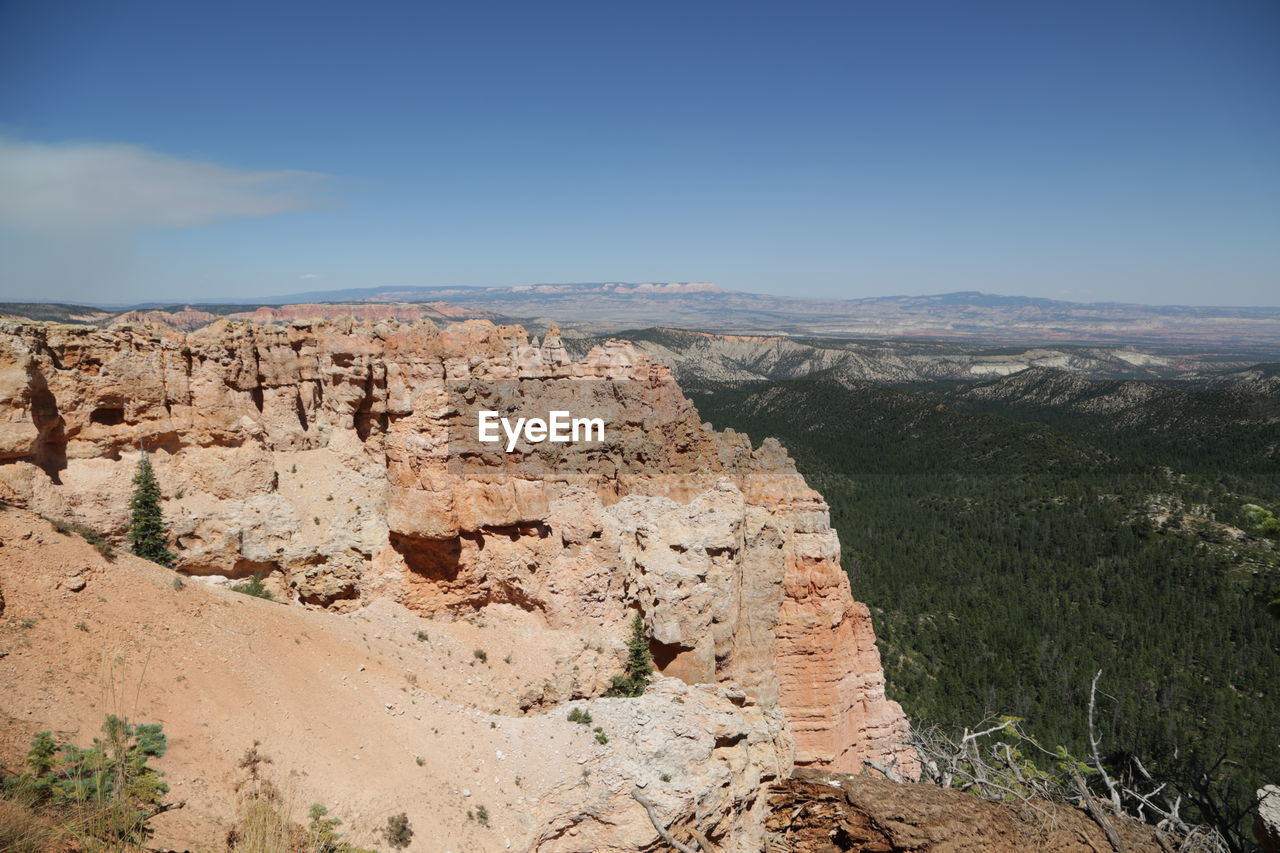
[1,0,1277,306]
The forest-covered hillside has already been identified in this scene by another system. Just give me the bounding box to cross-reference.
[694,372,1279,838]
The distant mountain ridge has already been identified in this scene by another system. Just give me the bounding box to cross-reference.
[566,327,1269,384]
[191,283,1280,351]
[4,283,1280,353]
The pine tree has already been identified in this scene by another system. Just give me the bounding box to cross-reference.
[128,455,176,567]
[606,612,654,697]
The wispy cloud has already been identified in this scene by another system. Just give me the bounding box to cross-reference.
[0,137,327,301]
[0,137,323,229]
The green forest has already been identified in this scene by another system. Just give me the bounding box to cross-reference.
[694,373,1279,838]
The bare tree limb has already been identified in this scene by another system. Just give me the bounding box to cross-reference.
[961,720,1015,744]
[144,800,186,820]
[632,789,699,853]
[689,827,717,853]
[1087,670,1124,815]
[1073,769,1127,853]
[862,759,902,783]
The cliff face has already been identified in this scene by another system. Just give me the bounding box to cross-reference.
[0,317,913,776]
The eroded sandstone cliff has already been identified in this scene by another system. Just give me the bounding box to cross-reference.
[0,317,913,778]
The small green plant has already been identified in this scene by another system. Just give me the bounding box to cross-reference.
[383,811,413,849]
[307,803,343,850]
[415,755,425,766]
[415,630,429,642]
[660,773,671,782]
[127,455,176,567]
[290,464,298,474]
[172,575,186,591]
[327,494,334,501]
[473,648,488,663]
[3,716,170,843]
[605,612,654,697]
[74,621,88,632]
[313,516,321,525]
[503,653,512,664]
[44,515,116,562]
[567,707,593,726]
[231,573,274,601]
[594,728,608,745]
[475,804,490,827]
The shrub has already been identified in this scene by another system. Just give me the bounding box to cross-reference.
[567,707,592,726]
[2,716,170,844]
[605,613,654,697]
[1243,503,1280,539]
[473,649,487,663]
[383,811,413,849]
[475,804,490,827]
[44,516,116,562]
[232,573,274,601]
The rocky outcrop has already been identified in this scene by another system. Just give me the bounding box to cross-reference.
[105,301,500,333]
[1258,786,1280,853]
[0,317,913,776]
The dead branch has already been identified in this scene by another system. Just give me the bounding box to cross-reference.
[861,758,902,783]
[1088,670,1124,815]
[1073,769,1127,853]
[962,719,1016,744]
[144,800,186,820]
[632,789,700,853]
[689,826,718,853]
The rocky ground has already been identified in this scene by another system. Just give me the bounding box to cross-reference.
[0,508,791,851]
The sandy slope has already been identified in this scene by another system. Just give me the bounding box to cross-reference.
[0,508,784,852]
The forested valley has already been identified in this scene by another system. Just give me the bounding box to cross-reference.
[694,370,1279,841]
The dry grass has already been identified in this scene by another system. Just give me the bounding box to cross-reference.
[227,788,302,853]
[0,797,63,853]
[0,795,164,853]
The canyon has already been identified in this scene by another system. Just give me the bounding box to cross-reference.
[0,316,914,850]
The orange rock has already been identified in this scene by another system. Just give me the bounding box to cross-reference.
[0,316,914,775]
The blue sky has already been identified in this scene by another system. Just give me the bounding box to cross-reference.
[0,0,1277,306]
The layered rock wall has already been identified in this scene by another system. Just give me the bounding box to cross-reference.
[0,317,913,773]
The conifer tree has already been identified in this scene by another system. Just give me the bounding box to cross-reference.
[606,612,654,697]
[128,455,176,567]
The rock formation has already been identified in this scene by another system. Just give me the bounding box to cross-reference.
[0,317,914,783]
